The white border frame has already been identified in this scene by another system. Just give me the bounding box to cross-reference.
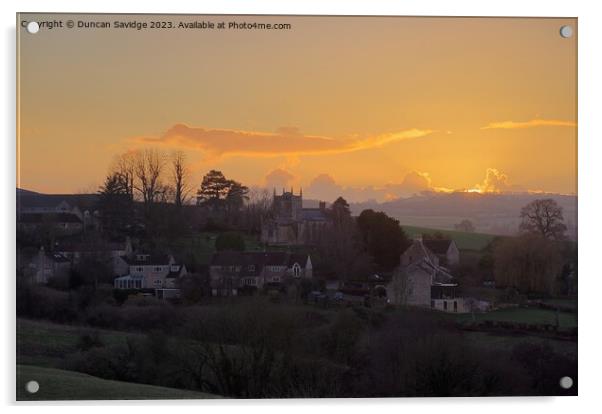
[3,1,601,412]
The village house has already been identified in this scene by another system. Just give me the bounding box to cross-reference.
[209,251,312,296]
[113,253,187,292]
[261,189,330,245]
[18,212,84,236]
[26,246,71,284]
[388,239,466,313]
[55,237,133,276]
[17,190,101,234]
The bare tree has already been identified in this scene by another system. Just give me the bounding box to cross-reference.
[519,199,567,240]
[454,219,475,233]
[171,151,190,207]
[243,187,272,233]
[111,152,136,200]
[133,149,165,206]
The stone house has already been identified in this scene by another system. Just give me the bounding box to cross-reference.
[18,212,84,236]
[17,191,101,233]
[56,237,133,276]
[113,253,187,290]
[26,247,71,284]
[209,251,312,296]
[388,239,466,313]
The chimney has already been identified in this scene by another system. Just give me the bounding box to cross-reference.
[319,201,326,211]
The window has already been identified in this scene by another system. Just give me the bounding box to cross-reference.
[136,267,143,272]
[454,301,458,312]
[248,265,255,272]
[443,301,448,311]
[154,280,162,287]
[292,263,301,278]
[155,266,163,272]
[272,276,280,283]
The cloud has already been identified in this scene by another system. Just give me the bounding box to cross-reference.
[474,168,513,193]
[481,119,576,130]
[131,123,434,158]
[306,174,344,201]
[265,168,295,190]
[397,171,432,193]
[304,171,434,203]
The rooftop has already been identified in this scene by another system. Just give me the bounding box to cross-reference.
[422,239,454,255]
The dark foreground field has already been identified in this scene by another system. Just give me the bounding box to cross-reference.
[16,296,577,399]
[17,365,218,401]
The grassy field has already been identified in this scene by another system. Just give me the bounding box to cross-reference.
[461,331,577,359]
[401,225,499,251]
[17,318,142,367]
[540,298,578,310]
[16,365,217,401]
[452,307,577,328]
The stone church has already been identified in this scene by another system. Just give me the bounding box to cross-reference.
[260,188,330,245]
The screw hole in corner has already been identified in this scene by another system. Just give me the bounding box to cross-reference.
[26,21,40,34]
[559,376,573,389]
[25,380,40,394]
[559,25,573,39]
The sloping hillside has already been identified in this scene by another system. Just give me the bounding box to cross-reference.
[17,365,218,401]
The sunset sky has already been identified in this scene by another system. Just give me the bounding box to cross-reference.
[17,15,577,202]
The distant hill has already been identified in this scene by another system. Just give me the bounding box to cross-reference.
[401,224,499,251]
[16,188,40,196]
[350,192,577,238]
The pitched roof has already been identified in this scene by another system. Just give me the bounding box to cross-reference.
[402,239,438,266]
[17,193,100,211]
[123,254,172,266]
[210,252,309,274]
[56,239,128,252]
[407,258,455,285]
[300,208,328,221]
[423,239,453,255]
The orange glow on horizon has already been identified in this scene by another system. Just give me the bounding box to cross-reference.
[17,15,577,200]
